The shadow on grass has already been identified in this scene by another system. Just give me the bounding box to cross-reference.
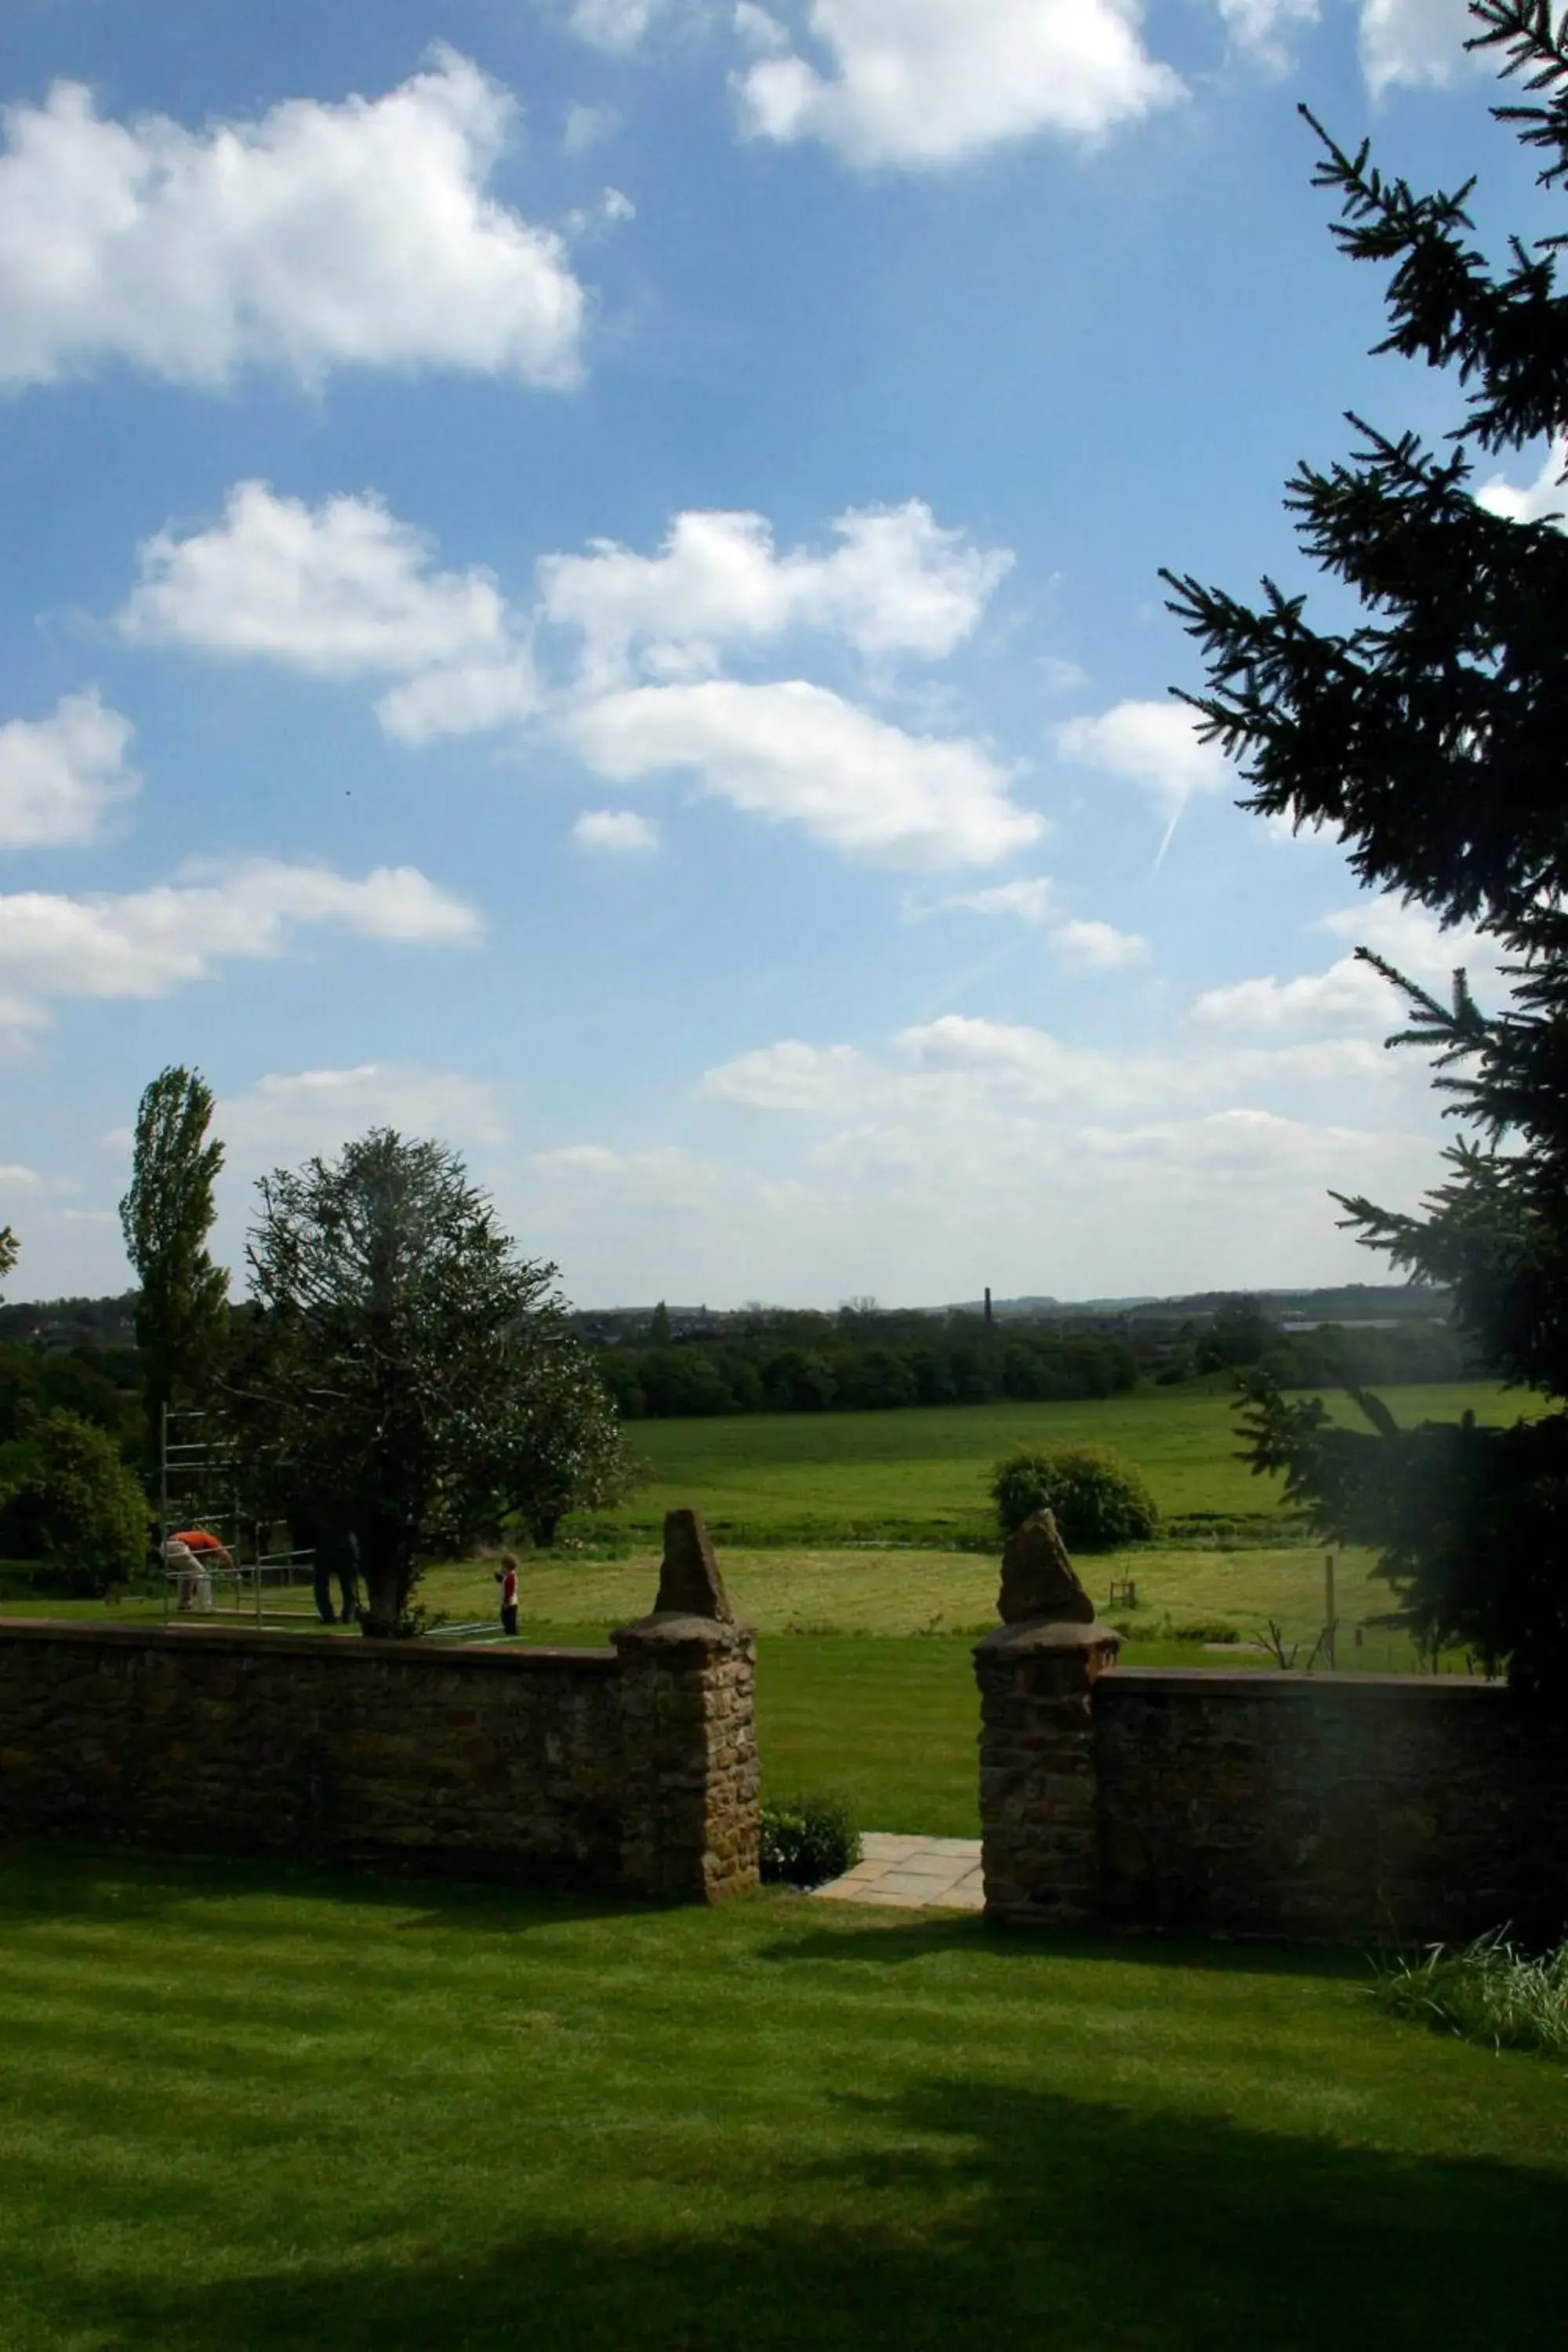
[0,1842,649,1936]
[22,2076,1566,2351]
[762,1910,1369,1980]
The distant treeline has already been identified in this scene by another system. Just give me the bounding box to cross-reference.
[593,1316,1139,1419]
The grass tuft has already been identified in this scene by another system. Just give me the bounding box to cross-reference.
[1376,1930,1568,2060]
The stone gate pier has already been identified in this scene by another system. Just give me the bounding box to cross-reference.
[975,1512,1568,1947]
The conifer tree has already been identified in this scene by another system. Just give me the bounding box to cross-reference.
[1164,2,1568,1692]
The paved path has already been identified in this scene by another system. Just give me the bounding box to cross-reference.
[811,1833,984,1911]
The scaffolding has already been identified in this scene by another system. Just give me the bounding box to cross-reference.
[158,1405,318,1627]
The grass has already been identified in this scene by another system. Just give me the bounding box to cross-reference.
[1377,1932,1568,2061]
[575,1381,1524,1548]
[1,1847,1564,2352]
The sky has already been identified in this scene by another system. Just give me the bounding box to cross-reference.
[0,0,1562,1312]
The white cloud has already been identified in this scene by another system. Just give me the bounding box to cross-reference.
[1192,899,1499,1033]
[1058,698,1233,819]
[220,1063,511,1162]
[940,877,1148,968]
[0,858,481,1029]
[573,808,660,852]
[1359,0,1478,93]
[570,0,670,50]
[1052,916,1149,970]
[1475,438,1568,529]
[0,691,137,850]
[735,0,1183,169]
[0,1163,39,1189]
[540,502,1011,691]
[564,678,1040,867]
[0,51,587,392]
[120,481,536,743]
[946,876,1057,926]
[1216,0,1318,71]
[562,103,618,154]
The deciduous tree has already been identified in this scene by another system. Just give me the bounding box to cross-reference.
[118,1067,229,1462]
[230,1127,633,1635]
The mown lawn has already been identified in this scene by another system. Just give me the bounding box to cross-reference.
[0,1848,1562,2352]
[576,1381,1523,1546]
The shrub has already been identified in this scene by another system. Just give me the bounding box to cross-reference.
[1171,1621,1242,1645]
[759,1794,861,1888]
[990,1446,1158,1550]
[1376,1932,1568,2062]
[0,1410,149,1596]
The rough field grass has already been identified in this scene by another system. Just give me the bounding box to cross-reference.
[2,1847,1564,2352]
[579,1381,1521,1547]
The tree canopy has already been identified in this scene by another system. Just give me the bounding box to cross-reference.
[229,1127,633,1636]
[1166,2,1568,1690]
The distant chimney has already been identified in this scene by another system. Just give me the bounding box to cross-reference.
[984,1287,993,1328]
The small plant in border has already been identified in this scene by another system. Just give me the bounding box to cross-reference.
[1376,1930,1568,2062]
[760,1794,861,1888]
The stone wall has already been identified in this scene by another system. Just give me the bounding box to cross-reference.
[975,1512,1568,1946]
[0,1511,759,1904]
[1094,1671,1568,1947]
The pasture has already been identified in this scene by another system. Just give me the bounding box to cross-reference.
[0,1848,1563,2352]
[576,1381,1522,1548]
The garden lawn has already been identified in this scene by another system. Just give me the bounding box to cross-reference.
[0,1848,1563,2352]
[576,1381,1523,1547]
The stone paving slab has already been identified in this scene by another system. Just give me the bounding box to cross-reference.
[811,1832,985,1911]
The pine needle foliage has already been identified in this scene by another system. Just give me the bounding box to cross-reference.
[1167,4,1568,1693]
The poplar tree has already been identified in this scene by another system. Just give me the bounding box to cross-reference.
[118,1066,230,1461]
[1164,2,1568,1691]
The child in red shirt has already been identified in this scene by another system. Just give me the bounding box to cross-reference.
[494,1554,519,1637]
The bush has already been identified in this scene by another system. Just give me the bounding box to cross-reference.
[990,1446,1158,1550]
[1376,1931,1568,2062]
[1171,1620,1242,1645]
[759,1794,861,1888]
[0,1410,149,1596]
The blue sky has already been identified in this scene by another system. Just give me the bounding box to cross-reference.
[0,0,1560,1308]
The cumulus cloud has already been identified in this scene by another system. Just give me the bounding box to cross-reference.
[1359,0,1478,93]
[540,502,1011,691]
[1475,438,1568,530]
[220,1063,511,1162]
[735,0,1183,169]
[0,691,137,850]
[564,678,1040,867]
[939,877,1148,967]
[1057,699,1233,821]
[1215,0,1318,71]
[573,808,660,852]
[1052,917,1149,970]
[0,858,481,1029]
[122,482,1033,869]
[569,0,670,49]
[1192,899,1499,1033]
[120,481,536,742]
[0,51,586,392]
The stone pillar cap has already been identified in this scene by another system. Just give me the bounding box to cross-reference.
[652,1507,735,1623]
[998,1509,1097,1625]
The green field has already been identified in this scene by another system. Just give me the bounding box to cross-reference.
[2,1846,1563,2352]
[583,1382,1522,1547]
